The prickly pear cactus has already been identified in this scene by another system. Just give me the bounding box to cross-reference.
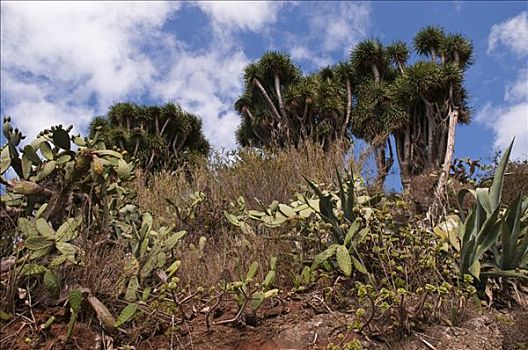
[1,117,135,228]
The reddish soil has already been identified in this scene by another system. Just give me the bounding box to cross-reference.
[2,297,526,350]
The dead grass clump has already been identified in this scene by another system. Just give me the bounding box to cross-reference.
[66,233,128,298]
[131,141,347,290]
[175,225,301,290]
[133,140,348,220]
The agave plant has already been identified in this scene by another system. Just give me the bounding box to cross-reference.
[435,140,528,282]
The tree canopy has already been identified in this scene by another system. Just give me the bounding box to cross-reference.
[89,102,209,171]
[235,26,473,188]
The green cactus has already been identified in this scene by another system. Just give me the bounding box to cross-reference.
[436,140,528,283]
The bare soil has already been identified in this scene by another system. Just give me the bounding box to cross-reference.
[2,296,526,350]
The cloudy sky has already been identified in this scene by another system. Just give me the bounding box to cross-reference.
[1,1,527,162]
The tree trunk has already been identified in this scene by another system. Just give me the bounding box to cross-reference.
[342,78,352,137]
[160,118,171,137]
[397,61,405,76]
[454,51,460,66]
[371,64,380,82]
[431,48,437,63]
[146,150,156,169]
[155,115,160,135]
[254,78,282,121]
[274,73,287,119]
[375,143,387,188]
[134,138,140,157]
[429,108,458,222]
[397,123,412,191]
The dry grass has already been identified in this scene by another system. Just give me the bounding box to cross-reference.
[134,140,348,217]
[131,140,349,289]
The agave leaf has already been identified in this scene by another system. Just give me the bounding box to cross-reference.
[460,237,477,275]
[480,268,528,280]
[18,218,38,237]
[336,244,352,277]
[140,249,160,280]
[476,188,492,216]
[457,188,475,221]
[35,218,55,238]
[251,291,264,311]
[52,128,71,150]
[462,206,477,245]
[44,270,60,298]
[499,220,513,269]
[56,242,78,257]
[311,244,338,270]
[513,226,528,267]
[278,204,296,218]
[263,270,276,287]
[24,237,54,251]
[344,218,361,246]
[224,212,241,226]
[115,303,138,328]
[164,230,186,251]
[351,254,368,274]
[56,217,81,242]
[469,260,481,279]
[125,276,139,302]
[506,195,523,248]
[474,207,501,258]
[245,262,259,281]
[166,260,181,278]
[87,295,115,331]
[20,263,48,276]
[489,139,514,212]
[270,256,277,270]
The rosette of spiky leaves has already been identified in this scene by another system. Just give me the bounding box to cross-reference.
[414,25,446,62]
[350,39,389,82]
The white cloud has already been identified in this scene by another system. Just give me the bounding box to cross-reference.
[0,1,248,149]
[309,2,370,53]
[281,2,370,69]
[453,1,463,13]
[193,1,287,34]
[478,12,528,160]
[1,1,179,139]
[505,67,528,103]
[488,11,528,56]
[152,43,248,149]
[289,46,332,68]
[477,103,528,160]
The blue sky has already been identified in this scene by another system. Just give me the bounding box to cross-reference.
[1,2,527,176]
